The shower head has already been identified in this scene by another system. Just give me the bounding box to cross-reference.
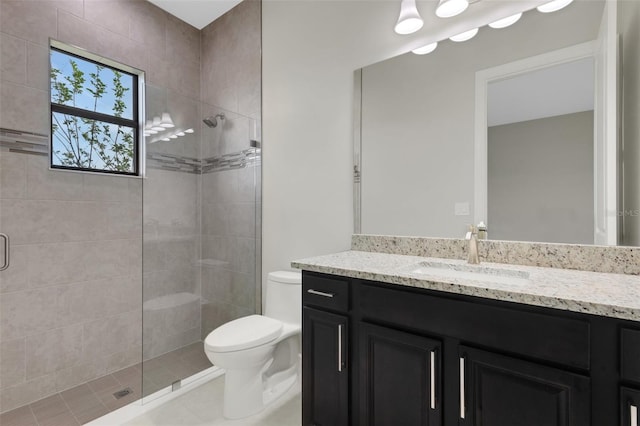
[203,113,225,128]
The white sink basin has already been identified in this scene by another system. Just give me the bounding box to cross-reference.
[401,260,531,285]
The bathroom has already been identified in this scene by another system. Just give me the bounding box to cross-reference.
[1,0,639,425]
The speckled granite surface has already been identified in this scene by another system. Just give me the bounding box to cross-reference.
[351,234,640,275]
[291,250,640,321]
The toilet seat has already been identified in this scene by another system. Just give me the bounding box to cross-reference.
[205,315,283,353]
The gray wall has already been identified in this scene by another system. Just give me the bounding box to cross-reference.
[488,111,594,244]
[360,1,603,238]
[619,0,640,246]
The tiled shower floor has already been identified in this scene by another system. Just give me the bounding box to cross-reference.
[0,342,212,426]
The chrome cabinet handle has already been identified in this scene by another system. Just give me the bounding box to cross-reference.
[631,404,638,426]
[430,350,436,410]
[0,233,8,271]
[460,357,466,419]
[307,289,334,298]
[338,324,344,372]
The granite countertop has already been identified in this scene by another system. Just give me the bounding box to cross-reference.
[291,250,640,322]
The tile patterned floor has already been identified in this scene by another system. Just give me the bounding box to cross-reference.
[121,375,301,426]
[141,342,213,398]
[0,342,212,426]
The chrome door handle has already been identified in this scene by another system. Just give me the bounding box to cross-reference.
[430,350,436,410]
[460,357,466,419]
[307,289,334,298]
[0,233,8,271]
[338,324,344,372]
[631,404,638,426]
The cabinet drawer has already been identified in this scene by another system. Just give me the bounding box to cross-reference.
[359,282,590,369]
[303,272,350,312]
[622,328,640,384]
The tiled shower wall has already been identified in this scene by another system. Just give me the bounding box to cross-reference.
[0,0,201,412]
[199,0,262,338]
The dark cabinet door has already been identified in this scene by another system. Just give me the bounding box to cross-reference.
[302,307,349,426]
[621,387,640,426]
[459,346,590,426]
[359,322,442,426]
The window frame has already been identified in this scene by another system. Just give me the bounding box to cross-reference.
[48,39,145,177]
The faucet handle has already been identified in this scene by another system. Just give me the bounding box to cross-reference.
[477,221,488,240]
[465,225,478,239]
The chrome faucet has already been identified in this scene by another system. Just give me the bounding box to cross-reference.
[465,225,480,264]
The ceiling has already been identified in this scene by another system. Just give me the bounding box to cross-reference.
[147,0,243,29]
[488,57,595,127]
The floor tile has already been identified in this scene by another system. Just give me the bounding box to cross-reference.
[123,403,204,426]
[38,410,81,426]
[112,365,143,389]
[29,393,69,422]
[0,405,38,426]
[61,384,110,424]
[87,374,121,394]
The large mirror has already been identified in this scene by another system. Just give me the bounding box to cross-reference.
[355,0,640,246]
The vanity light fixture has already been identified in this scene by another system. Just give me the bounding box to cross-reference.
[449,27,479,42]
[412,42,438,55]
[537,0,574,13]
[394,0,424,35]
[184,128,194,133]
[488,12,523,29]
[436,0,469,18]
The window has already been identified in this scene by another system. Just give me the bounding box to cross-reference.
[49,41,143,175]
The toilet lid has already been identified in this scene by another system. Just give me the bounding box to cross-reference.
[205,315,283,353]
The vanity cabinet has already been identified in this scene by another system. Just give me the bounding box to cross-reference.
[302,274,351,426]
[359,322,442,426]
[303,307,349,426]
[301,271,638,426]
[460,346,590,426]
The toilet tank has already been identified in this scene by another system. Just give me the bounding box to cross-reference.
[265,270,302,325]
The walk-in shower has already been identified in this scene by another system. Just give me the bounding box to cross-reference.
[0,0,261,422]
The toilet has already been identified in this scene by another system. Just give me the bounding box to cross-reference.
[204,270,302,419]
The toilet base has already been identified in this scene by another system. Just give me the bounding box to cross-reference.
[222,362,299,419]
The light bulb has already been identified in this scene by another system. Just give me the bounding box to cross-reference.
[160,112,175,128]
[436,0,469,18]
[449,27,478,42]
[488,12,522,29]
[151,116,165,131]
[412,42,438,55]
[394,0,424,35]
[537,0,573,13]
